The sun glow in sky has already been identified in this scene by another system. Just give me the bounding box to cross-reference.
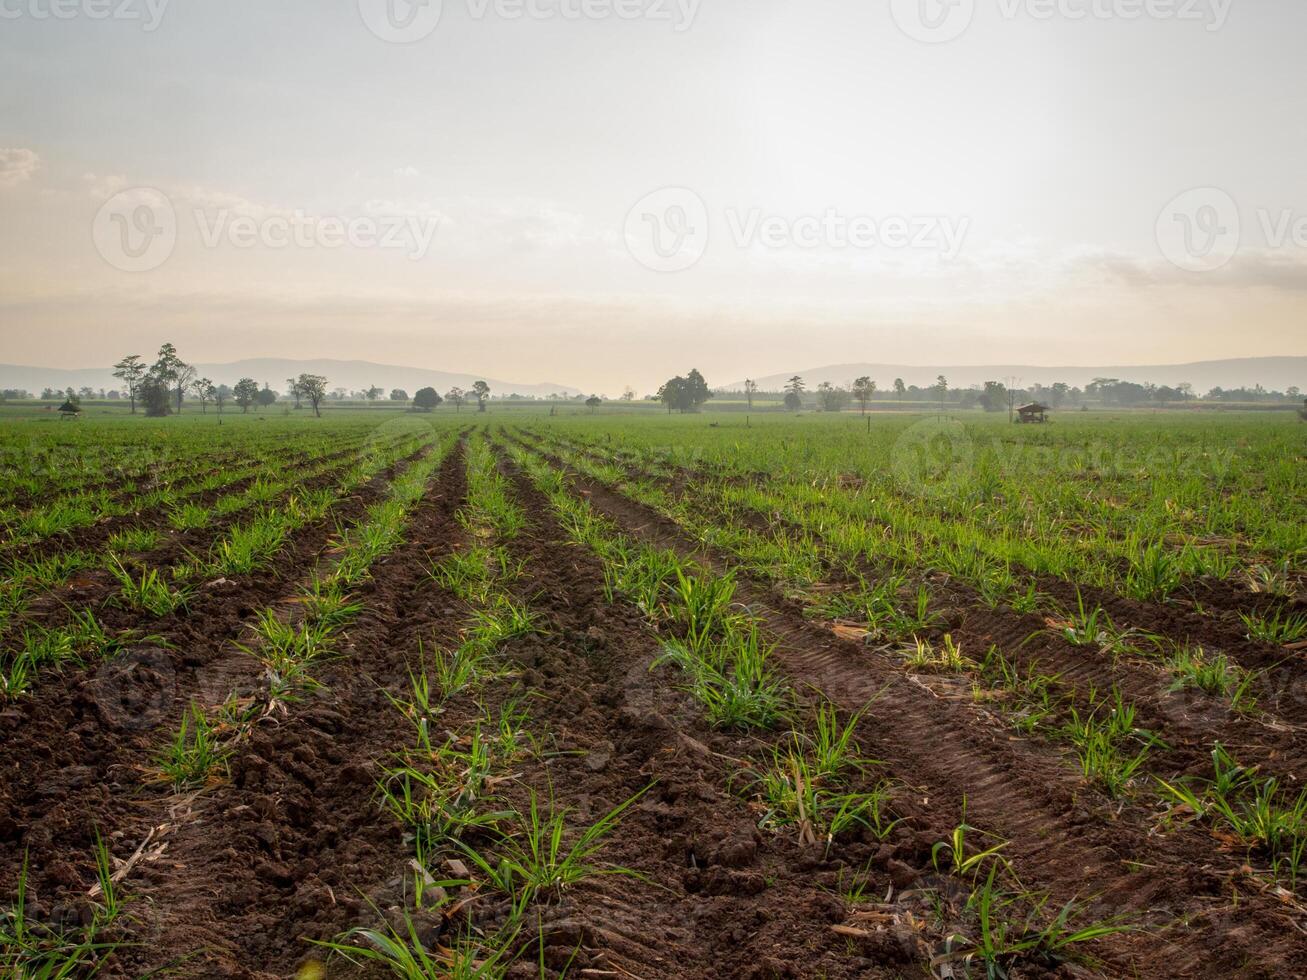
[1,0,1305,393]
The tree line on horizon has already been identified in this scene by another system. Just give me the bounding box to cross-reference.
[43,345,510,418]
[4,353,1302,415]
[729,374,1305,412]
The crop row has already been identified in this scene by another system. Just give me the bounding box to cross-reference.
[536,415,1304,608]
[509,431,1307,900]
[0,427,378,550]
[0,428,430,698]
[0,428,458,976]
[529,430,1304,668]
[499,436,1141,976]
[0,416,393,505]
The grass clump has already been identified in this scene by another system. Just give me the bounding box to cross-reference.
[747,704,897,851]
[157,701,230,791]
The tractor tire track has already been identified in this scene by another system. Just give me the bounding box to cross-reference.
[513,434,1307,980]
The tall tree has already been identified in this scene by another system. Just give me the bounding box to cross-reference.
[174,362,196,413]
[447,387,466,412]
[784,375,805,411]
[297,374,328,417]
[472,380,491,412]
[152,343,194,414]
[894,377,906,404]
[744,379,757,410]
[851,376,875,415]
[192,377,216,414]
[257,384,278,409]
[286,377,302,410]
[413,387,442,412]
[113,355,146,414]
[365,385,383,403]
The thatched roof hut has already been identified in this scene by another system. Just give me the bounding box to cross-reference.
[1015,402,1050,423]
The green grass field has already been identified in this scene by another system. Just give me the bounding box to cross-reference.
[2,406,1306,978]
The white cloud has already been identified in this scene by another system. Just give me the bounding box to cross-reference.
[1072,248,1307,292]
[0,148,40,188]
[82,173,128,198]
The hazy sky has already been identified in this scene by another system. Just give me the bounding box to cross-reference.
[2,0,1305,394]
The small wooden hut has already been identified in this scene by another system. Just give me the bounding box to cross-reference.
[1015,402,1049,424]
[57,400,82,420]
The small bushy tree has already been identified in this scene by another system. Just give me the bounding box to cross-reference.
[233,378,259,413]
[141,378,171,417]
[413,387,441,412]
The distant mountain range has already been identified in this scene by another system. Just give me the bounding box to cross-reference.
[727,357,1307,394]
[0,358,581,399]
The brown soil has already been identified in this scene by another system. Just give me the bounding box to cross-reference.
[5,429,1306,980]
[513,434,1307,979]
[0,443,437,911]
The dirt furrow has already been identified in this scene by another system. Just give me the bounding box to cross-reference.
[517,436,1307,979]
[535,432,1307,781]
[112,438,470,978]
[539,432,1302,674]
[490,444,916,979]
[0,442,438,906]
[3,437,411,643]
